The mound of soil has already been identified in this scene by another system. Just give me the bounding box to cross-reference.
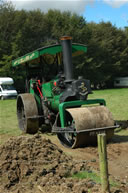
[0,134,99,193]
[0,134,125,193]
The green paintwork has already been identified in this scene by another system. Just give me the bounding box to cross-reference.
[29,78,60,112]
[42,81,60,112]
[49,95,60,112]
[12,44,87,67]
[42,82,53,98]
[12,51,39,66]
[40,45,62,56]
[29,78,106,127]
[59,99,106,128]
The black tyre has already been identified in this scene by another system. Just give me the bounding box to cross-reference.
[17,93,39,134]
[1,96,4,100]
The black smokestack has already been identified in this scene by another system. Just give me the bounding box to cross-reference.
[61,36,73,82]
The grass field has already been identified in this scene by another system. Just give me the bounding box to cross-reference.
[0,88,128,144]
[0,99,21,144]
[89,88,128,120]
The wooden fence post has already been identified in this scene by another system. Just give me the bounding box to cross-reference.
[97,133,110,193]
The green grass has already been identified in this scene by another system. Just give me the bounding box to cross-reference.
[0,99,22,144]
[72,170,100,183]
[116,129,128,136]
[71,171,118,188]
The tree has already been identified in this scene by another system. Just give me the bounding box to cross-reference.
[0,6,128,90]
[77,21,128,88]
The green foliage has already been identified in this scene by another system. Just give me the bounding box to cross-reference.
[0,2,128,90]
[79,22,128,88]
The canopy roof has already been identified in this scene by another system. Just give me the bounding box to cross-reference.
[12,43,87,67]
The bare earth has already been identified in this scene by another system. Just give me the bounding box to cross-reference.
[44,131,128,192]
[51,133,128,180]
[0,130,128,193]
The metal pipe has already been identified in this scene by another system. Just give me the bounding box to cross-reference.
[61,36,73,82]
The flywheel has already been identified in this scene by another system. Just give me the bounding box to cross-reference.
[17,93,39,134]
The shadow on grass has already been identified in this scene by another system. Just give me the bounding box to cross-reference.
[110,120,128,144]
[110,134,128,144]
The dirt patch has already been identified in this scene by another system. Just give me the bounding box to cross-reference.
[0,133,128,193]
[44,132,128,192]
[0,134,99,193]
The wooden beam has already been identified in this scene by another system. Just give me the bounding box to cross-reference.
[97,133,110,193]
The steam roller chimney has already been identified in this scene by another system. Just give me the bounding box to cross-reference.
[61,36,73,83]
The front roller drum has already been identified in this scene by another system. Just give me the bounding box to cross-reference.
[57,106,114,148]
[17,93,39,134]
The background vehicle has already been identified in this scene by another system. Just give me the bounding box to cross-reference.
[0,77,17,100]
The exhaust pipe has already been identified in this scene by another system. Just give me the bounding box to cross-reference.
[61,36,73,82]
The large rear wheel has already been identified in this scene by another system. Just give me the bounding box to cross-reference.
[17,94,39,134]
